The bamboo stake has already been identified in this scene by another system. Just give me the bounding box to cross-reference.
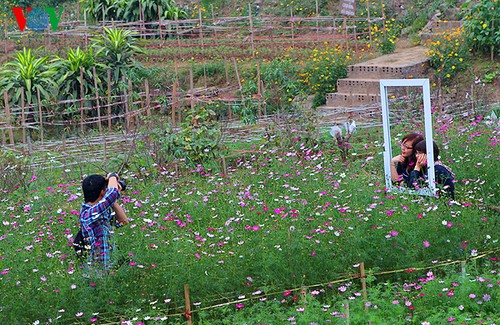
[21,88,26,148]
[360,262,368,312]
[128,79,134,131]
[4,91,14,145]
[344,302,350,325]
[184,284,192,325]
[172,81,178,127]
[367,1,373,48]
[37,88,44,145]
[198,5,204,47]
[344,16,348,51]
[224,59,229,85]
[189,66,194,110]
[158,5,162,39]
[211,4,216,38]
[145,79,151,131]
[249,3,255,56]
[107,70,112,131]
[257,62,262,118]
[123,78,129,134]
[315,0,319,41]
[93,66,102,135]
[290,7,295,48]
[80,67,85,133]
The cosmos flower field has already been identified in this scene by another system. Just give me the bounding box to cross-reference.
[0,115,498,324]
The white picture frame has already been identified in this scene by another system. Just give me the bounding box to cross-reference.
[380,79,436,196]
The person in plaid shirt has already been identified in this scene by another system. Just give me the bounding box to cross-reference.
[80,173,129,275]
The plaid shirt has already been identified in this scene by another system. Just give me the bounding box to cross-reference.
[80,187,120,271]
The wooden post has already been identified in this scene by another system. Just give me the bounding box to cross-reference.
[21,88,26,148]
[128,79,134,131]
[300,286,307,304]
[224,59,230,85]
[93,66,102,135]
[381,0,386,38]
[344,16,348,51]
[123,78,130,134]
[37,88,44,145]
[158,5,163,39]
[232,57,243,97]
[172,81,178,126]
[461,260,466,278]
[257,62,262,118]
[344,302,350,325]
[184,284,192,325]
[198,5,204,47]
[211,4,216,38]
[360,262,368,312]
[145,79,151,130]
[189,66,195,110]
[107,70,112,131]
[4,91,14,145]
[367,1,373,48]
[290,7,295,48]
[249,3,255,56]
[80,67,85,133]
[315,0,319,41]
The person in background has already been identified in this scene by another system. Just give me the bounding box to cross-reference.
[79,173,129,276]
[408,140,456,199]
[391,133,424,185]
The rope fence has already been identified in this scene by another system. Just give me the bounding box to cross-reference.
[68,247,500,325]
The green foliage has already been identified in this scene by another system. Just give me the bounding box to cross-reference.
[0,114,499,323]
[300,46,351,107]
[91,27,144,84]
[425,28,471,83]
[462,0,500,59]
[116,0,187,22]
[81,0,187,22]
[160,104,222,165]
[259,58,304,112]
[0,47,58,105]
[80,0,119,21]
[230,98,260,125]
[54,47,103,115]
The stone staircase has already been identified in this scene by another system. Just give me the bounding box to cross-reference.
[325,46,430,109]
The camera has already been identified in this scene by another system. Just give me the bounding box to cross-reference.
[118,180,127,191]
[106,178,127,191]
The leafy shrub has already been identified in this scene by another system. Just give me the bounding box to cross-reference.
[425,28,471,83]
[461,0,500,59]
[300,45,351,107]
[260,58,304,112]
[161,104,222,165]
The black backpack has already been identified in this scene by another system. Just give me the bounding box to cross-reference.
[73,229,90,258]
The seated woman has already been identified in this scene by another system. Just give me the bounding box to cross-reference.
[408,140,456,199]
[391,133,424,185]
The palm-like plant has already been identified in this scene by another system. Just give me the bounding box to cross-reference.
[91,27,144,84]
[80,0,119,22]
[55,47,104,114]
[163,3,187,20]
[116,0,187,22]
[0,47,58,106]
